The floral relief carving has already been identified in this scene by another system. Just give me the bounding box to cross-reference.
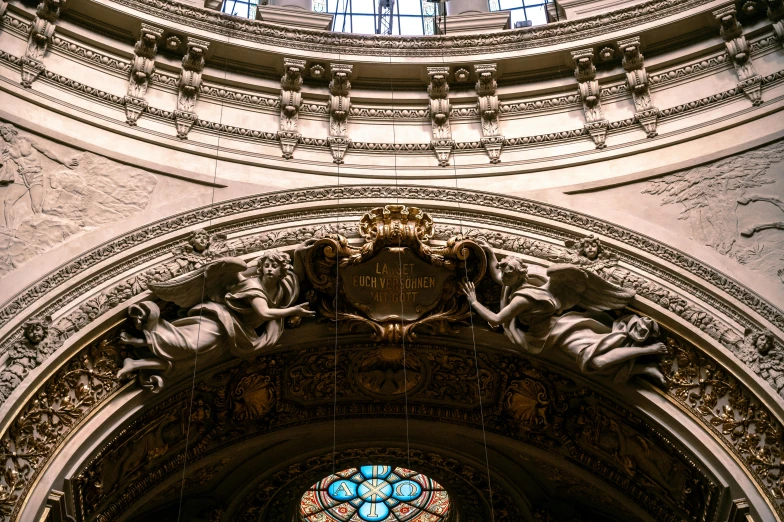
[643,140,784,290]
[0,336,121,521]
[660,333,784,517]
[64,341,718,522]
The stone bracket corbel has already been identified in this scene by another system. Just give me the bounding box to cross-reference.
[713,6,762,106]
[22,0,64,88]
[175,37,209,139]
[766,0,784,47]
[0,0,8,18]
[328,63,353,164]
[571,49,608,149]
[618,37,659,138]
[124,24,164,126]
[427,66,453,167]
[278,57,306,159]
[475,63,503,164]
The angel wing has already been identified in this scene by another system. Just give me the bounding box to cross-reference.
[148,257,248,309]
[544,264,635,313]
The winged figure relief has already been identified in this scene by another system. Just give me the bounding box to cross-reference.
[118,247,315,391]
[462,241,666,385]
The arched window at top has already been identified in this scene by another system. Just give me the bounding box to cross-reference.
[222,0,260,18]
[221,0,551,35]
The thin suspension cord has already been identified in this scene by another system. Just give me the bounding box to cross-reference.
[176,42,226,521]
[443,51,496,519]
[332,39,343,478]
[390,47,412,471]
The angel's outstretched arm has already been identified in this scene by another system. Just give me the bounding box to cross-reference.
[292,239,317,282]
[477,239,502,285]
[251,296,316,321]
[461,281,531,327]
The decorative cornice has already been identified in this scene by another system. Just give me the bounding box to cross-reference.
[106,0,716,57]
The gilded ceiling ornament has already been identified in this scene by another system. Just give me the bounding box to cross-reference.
[303,205,486,342]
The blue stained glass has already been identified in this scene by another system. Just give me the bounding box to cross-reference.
[301,465,449,522]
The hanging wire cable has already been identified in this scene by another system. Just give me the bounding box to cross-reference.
[441,48,496,520]
[390,48,413,472]
[175,41,226,522]
[331,37,343,479]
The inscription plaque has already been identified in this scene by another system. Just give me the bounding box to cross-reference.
[342,248,447,322]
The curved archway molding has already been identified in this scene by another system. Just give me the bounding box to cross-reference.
[0,188,781,522]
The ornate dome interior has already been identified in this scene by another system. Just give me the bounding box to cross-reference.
[0,0,782,521]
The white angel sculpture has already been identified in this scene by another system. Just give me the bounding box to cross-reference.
[118,249,315,390]
[462,243,666,384]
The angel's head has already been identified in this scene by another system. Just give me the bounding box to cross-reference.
[497,256,528,288]
[23,318,49,345]
[256,251,291,282]
[578,235,602,260]
[188,229,211,253]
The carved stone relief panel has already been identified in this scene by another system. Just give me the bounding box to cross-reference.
[0,120,157,279]
[642,140,784,289]
[62,338,719,522]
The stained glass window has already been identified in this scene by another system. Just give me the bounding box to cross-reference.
[301,465,450,521]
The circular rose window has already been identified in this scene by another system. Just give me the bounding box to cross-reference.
[300,465,450,521]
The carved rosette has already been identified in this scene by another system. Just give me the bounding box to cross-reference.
[304,205,486,342]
